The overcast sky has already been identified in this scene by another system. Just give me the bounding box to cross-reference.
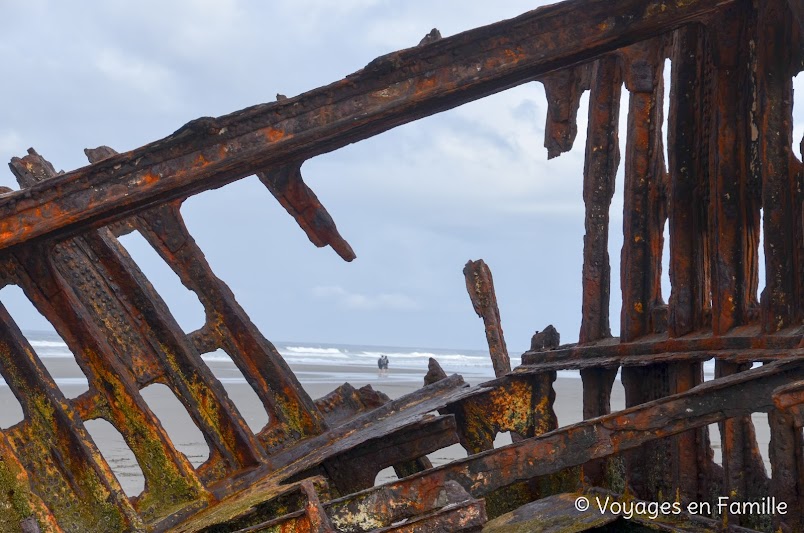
[0,1,801,353]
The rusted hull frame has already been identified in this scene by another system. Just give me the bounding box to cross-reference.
[321,358,804,531]
[84,146,326,453]
[0,0,800,530]
[523,328,803,364]
[0,0,735,250]
[9,152,269,484]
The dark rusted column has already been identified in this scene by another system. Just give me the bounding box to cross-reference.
[716,362,769,527]
[85,146,327,452]
[666,24,720,504]
[0,304,143,532]
[617,38,675,502]
[768,409,804,531]
[577,54,622,487]
[756,0,800,333]
[618,38,667,343]
[668,24,711,338]
[771,381,804,532]
[464,260,510,378]
[257,163,355,262]
[708,1,762,336]
[0,0,737,251]
[669,360,719,503]
[708,5,770,527]
[788,0,804,33]
[579,55,621,345]
[540,64,590,159]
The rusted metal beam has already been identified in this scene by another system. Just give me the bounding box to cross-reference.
[618,38,668,342]
[258,163,355,262]
[323,358,804,530]
[708,0,762,335]
[9,247,213,521]
[540,64,591,159]
[9,151,268,488]
[788,0,804,33]
[313,383,435,486]
[768,408,804,532]
[169,476,331,532]
[579,55,621,344]
[668,24,710,338]
[523,328,803,364]
[708,11,772,504]
[0,304,144,532]
[520,348,804,374]
[577,55,623,485]
[443,374,557,453]
[310,415,457,495]
[463,259,510,377]
[0,0,735,250]
[756,0,800,333]
[0,427,63,533]
[84,147,327,451]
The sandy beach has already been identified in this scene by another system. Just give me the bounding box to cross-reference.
[0,356,772,497]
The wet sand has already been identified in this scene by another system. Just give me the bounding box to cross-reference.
[0,358,772,496]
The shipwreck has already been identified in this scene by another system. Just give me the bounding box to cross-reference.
[0,0,802,531]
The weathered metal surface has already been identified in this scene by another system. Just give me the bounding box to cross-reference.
[481,493,620,532]
[0,0,802,531]
[579,55,621,345]
[258,164,356,262]
[463,260,510,378]
[0,0,735,251]
[541,64,591,160]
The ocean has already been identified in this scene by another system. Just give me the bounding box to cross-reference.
[12,329,724,386]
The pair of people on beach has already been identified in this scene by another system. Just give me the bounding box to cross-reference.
[377,354,389,375]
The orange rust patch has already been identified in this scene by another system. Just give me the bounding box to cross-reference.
[265,128,287,142]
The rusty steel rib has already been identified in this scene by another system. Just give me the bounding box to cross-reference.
[1,0,803,531]
[0,0,734,251]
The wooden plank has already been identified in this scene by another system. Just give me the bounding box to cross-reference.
[0,0,735,250]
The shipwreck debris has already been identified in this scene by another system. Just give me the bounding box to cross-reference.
[0,0,801,531]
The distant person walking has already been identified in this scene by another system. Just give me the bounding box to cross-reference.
[377,354,389,376]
